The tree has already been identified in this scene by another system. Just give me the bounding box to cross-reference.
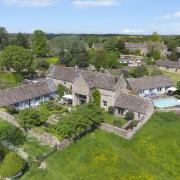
[0,45,33,73]
[131,65,149,78]
[108,106,115,114]
[16,33,29,48]
[151,69,162,76]
[177,81,180,95]
[17,108,47,129]
[149,32,161,42]
[32,30,49,57]
[147,48,161,60]
[0,27,8,50]
[116,39,126,53]
[125,111,134,121]
[91,50,107,70]
[0,121,25,145]
[58,84,67,97]
[92,89,101,106]
[61,39,89,68]
[104,39,117,52]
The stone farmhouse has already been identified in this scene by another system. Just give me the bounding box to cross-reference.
[156,59,180,73]
[125,42,168,57]
[0,80,57,110]
[127,75,173,97]
[47,65,154,120]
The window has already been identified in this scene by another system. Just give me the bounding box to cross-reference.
[139,90,144,94]
[157,88,162,91]
[103,101,107,107]
[149,89,154,92]
[64,81,67,85]
[35,97,41,102]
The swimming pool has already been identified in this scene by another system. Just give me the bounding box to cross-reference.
[153,97,180,108]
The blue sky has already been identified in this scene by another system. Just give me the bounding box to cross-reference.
[0,0,180,34]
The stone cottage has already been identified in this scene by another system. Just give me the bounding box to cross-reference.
[156,59,180,73]
[0,80,57,110]
[127,75,173,97]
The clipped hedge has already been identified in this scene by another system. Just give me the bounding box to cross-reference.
[0,152,26,178]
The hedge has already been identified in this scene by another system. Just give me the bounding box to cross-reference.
[0,152,26,178]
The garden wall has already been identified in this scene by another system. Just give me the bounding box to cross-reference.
[100,109,154,139]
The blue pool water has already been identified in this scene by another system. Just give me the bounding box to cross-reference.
[153,97,180,108]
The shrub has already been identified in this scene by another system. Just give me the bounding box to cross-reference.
[126,111,134,121]
[113,120,122,128]
[6,106,19,115]
[57,84,67,98]
[92,89,101,106]
[108,106,115,115]
[36,60,49,70]
[151,69,162,76]
[55,104,104,139]
[131,65,149,78]
[17,108,47,129]
[0,146,9,161]
[0,121,25,145]
[0,152,26,178]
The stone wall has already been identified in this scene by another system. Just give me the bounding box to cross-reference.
[100,108,154,139]
[0,111,20,128]
[100,123,130,139]
[155,108,180,114]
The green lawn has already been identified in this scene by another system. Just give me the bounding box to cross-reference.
[161,70,180,85]
[21,112,180,180]
[0,72,24,89]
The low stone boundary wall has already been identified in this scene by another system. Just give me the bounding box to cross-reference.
[155,108,180,114]
[0,111,20,128]
[100,110,154,139]
[100,123,130,139]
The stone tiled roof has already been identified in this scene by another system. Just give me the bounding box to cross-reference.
[127,75,173,91]
[80,71,120,91]
[115,93,153,114]
[47,65,122,91]
[0,80,57,108]
[47,65,76,82]
[156,59,180,69]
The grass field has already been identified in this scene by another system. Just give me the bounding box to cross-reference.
[0,72,24,86]
[161,70,180,85]
[21,112,180,180]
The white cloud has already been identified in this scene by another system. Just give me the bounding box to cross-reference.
[3,0,58,7]
[156,11,180,20]
[73,0,120,8]
[121,28,143,34]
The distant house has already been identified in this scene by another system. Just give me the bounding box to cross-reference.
[119,55,143,67]
[92,43,104,50]
[0,80,57,110]
[46,65,154,120]
[176,47,180,53]
[156,59,180,73]
[125,42,168,57]
[127,75,173,97]
[114,93,153,120]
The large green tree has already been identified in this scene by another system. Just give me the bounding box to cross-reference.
[0,27,8,50]
[0,45,33,73]
[60,39,89,67]
[32,30,49,57]
[16,33,29,48]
